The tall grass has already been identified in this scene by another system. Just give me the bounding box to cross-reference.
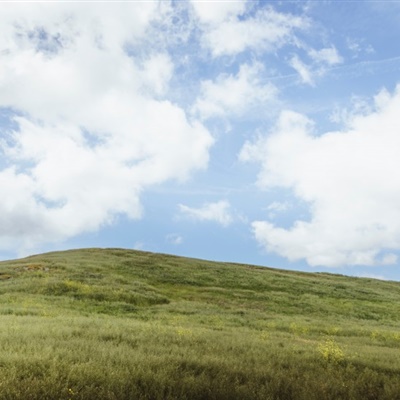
[0,248,399,399]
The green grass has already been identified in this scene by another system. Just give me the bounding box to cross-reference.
[0,248,400,399]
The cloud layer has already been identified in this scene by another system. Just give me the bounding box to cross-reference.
[2,1,395,273]
[0,1,314,254]
[0,3,213,250]
[241,86,400,267]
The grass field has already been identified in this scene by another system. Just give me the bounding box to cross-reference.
[0,248,399,399]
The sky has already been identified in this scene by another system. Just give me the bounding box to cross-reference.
[1,1,400,281]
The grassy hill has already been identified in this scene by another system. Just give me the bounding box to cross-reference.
[0,248,400,399]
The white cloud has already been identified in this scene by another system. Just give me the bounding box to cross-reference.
[190,0,247,25]
[346,38,374,58]
[289,46,342,86]
[0,3,213,251]
[200,6,308,57]
[308,46,342,65]
[267,201,291,219]
[193,62,277,120]
[240,85,400,267]
[289,55,315,85]
[267,201,290,213]
[179,200,233,227]
[166,233,183,245]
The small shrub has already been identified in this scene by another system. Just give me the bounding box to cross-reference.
[318,338,345,365]
[290,322,309,336]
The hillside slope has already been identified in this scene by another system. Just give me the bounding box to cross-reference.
[0,248,400,399]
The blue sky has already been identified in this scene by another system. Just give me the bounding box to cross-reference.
[1,1,400,281]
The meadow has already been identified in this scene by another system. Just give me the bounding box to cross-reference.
[0,248,399,399]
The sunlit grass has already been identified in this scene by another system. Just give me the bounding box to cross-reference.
[0,248,399,398]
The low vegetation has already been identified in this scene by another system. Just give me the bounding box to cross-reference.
[0,248,399,399]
